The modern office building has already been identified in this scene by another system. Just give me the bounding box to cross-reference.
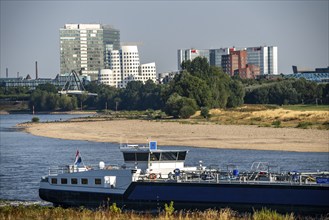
[177,49,210,70]
[98,45,156,88]
[177,46,278,76]
[246,46,278,75]
[209,48,232,67]
[60,24,120,81]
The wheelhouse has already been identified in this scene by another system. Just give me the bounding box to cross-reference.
[120,144,188,175]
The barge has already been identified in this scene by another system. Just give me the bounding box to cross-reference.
[39,142,329,213]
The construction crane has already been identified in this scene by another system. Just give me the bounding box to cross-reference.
[58,70,97,96]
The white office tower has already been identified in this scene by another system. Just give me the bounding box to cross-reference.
[99,45,156,88]
[60,24,120,81]
[246,46,278,75]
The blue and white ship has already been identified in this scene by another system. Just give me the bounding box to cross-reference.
[39,142,329,214]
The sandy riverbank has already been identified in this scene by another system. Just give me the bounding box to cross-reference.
[21,119,329,152]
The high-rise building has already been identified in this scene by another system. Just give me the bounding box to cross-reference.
[209,48,231,67]
[60,24,120,81]
[99,45,156,88]
[177,46,278,76]
[246,46,278,75]
[177,49,210,70]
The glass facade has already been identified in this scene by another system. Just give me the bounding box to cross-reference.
[246,46,278,75]
[179,46,277,75]
[60,24,120,81]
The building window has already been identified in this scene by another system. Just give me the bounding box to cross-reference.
[82,178,88,185]
[51,178,57,184]
[95,178,102,185]
[61,178,68,184]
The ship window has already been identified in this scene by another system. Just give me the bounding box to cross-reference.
[178,151,187,160]
[71,178,78,184]
[136,153,148,161]
[81,178,88,185]
[51,178,57,184]
[95,178,102,185]
[150,153,160,161]
[161,152,177,161]
[123,153,135,161]
[61,178,68,184]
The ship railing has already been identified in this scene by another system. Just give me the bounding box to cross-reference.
[48,164,122,175]
[48,166,71,175]
[136,169,329,185]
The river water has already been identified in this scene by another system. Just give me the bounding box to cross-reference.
[0,114,328,202]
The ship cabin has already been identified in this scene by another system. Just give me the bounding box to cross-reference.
[120,143,188,178]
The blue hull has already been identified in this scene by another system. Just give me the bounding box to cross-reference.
[39,182,329,214]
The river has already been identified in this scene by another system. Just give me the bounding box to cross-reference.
[0,114,328,202]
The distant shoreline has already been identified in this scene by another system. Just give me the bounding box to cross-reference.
[21,118,329,153]
[0,110,96,115]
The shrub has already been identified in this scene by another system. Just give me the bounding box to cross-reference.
[31,117,40,123]
[179,106,196,119]
[109,203,121,214]
[272,120,281,128]
[296,122,312,129]
[200,107,210,119]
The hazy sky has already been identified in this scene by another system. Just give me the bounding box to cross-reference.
[1,1,328,78]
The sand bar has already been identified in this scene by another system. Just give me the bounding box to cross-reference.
[21,119,329,152]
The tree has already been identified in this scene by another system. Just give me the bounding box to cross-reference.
[120,81,143,110]
[227,80,245,108]
[244,87,269,104]
[164,93,197,118]
[36,83,58,93]
[168,71,212,108]
[321,83,329,104]
[59,95,77,111]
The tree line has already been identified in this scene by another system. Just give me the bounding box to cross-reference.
[1,57,328,117]
[244,78,329,105]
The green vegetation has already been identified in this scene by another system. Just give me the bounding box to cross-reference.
[164,201,175,216]
[1,58,328,119]
[3,204,327,220]
[31,117,40,123]
[200,107,210,119]
[189,104,329,130]
[296,122,313,129]
[0,86,30,101]
[271,120,281,128]
[281,104,329,111]
[244,78,329,106]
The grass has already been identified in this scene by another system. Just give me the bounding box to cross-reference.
[2,204,327,220]
[189,104,329,130]
[281,104,329,112]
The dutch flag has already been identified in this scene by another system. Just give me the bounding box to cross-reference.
[74,150,82,165]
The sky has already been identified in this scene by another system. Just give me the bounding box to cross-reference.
[1,0,328,78]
